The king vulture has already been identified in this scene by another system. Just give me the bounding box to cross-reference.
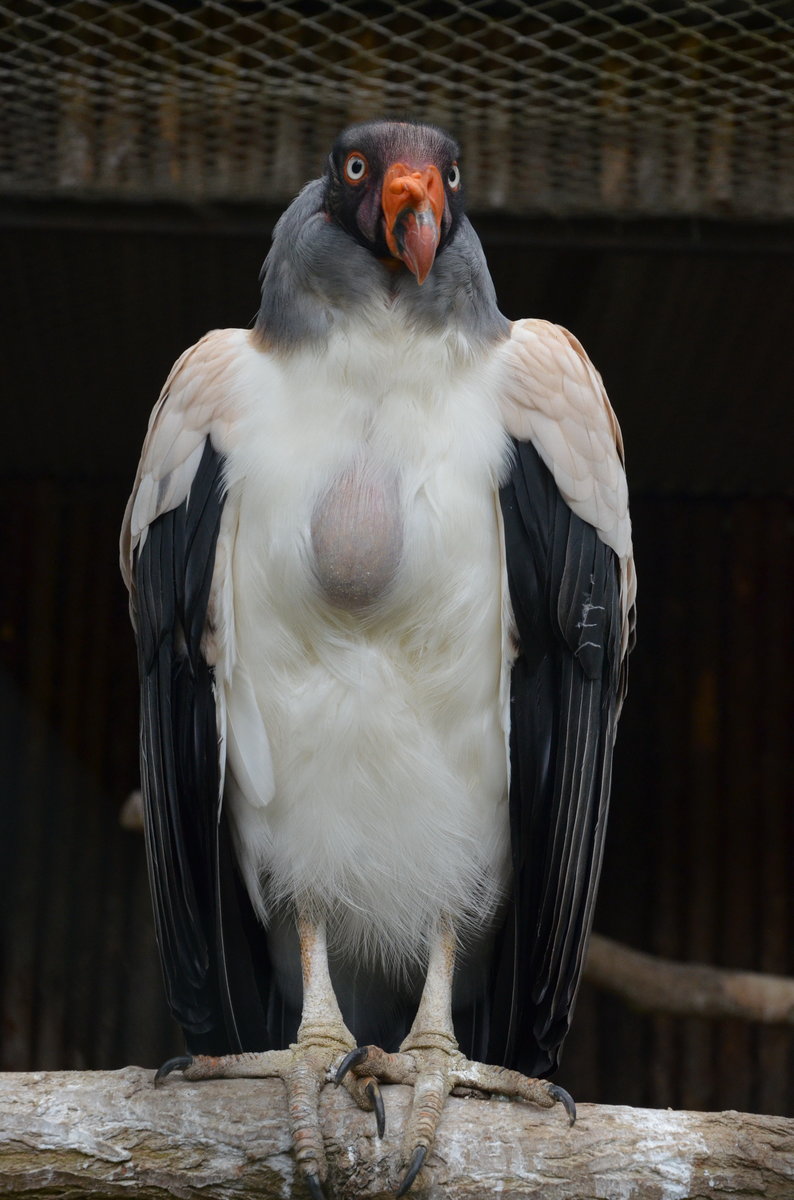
[121,119,635,1197]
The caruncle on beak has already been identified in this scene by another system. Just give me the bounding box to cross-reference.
[381,163,445,285]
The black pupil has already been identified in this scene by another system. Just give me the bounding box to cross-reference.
[350,159,363,176]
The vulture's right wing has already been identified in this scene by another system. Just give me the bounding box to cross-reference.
[121,328,274,1055]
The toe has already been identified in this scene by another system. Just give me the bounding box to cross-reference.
[406,1059,449,1145]
[285,1056,330,1186]
[336,1062,387,1138]
[394,1050,453,1193]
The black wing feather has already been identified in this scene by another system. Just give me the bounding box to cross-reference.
[134,437,272,1055]
[490,438,627,1077]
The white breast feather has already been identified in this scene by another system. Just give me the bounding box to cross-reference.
[122,310,633,974]
[222,315,513,971]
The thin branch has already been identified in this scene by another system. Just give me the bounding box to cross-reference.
[585,932,794,1024]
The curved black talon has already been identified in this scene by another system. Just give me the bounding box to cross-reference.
[366,1079,386,1138]
[396,1145,427,1197]
[334,1044,369,1086]
[154,1055,194,1086]
[548,1082,577,1125]
[305,1172,326,1200]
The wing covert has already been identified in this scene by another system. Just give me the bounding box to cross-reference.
[121,327,249,597]
[496,318,636,657]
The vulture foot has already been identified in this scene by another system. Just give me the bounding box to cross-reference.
[336,1038,575,1196]
[154,1029,385,1199]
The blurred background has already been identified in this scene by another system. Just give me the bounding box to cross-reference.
[1,0,793,1116]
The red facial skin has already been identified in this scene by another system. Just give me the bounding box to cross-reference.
[381,162,446,285]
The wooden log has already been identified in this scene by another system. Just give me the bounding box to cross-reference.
[1,1066,793,1198]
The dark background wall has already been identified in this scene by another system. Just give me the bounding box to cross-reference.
[2,207,792,1115]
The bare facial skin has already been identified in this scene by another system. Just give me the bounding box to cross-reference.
[310,460,403,611]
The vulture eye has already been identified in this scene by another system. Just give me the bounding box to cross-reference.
[447,163,461,190]
[344,153,369,184]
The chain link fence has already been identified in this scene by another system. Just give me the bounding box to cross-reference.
[2,1,793,218]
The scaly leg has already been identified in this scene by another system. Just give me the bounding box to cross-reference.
[155,915,383,1200]
[336,918,575,1196]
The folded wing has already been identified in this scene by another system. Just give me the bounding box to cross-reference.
[491,319,636,1076]
[121,328,273,1054]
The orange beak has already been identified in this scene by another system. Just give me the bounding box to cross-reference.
[381,163,445,285]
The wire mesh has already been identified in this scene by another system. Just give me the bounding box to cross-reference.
[2,1,793,218]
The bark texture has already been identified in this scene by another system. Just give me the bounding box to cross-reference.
[2,1067,794,1199]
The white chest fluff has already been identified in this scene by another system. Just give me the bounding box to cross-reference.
[222,319,512,969]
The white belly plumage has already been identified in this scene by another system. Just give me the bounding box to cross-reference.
[222,327,512,970]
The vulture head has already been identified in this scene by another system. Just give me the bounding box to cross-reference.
[324,120,464,285]
[257,119,504,351]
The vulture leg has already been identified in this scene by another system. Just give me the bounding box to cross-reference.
[335,919,575,1196]
[156,916,383,1198]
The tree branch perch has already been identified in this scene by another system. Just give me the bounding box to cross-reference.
[586,934,794,1024]
[2,1067,793,1198]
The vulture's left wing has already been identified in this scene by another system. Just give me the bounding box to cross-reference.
[491,319,636,1078]
[121,328,273,1055]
